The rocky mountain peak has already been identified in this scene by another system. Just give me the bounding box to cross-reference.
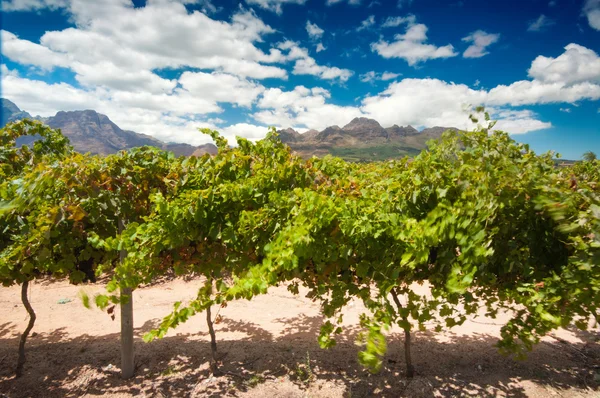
[2,99,217,157]
[2,98,33,126]
[386,124,420,138]
[277,127,302,143]
[342,117,383,131]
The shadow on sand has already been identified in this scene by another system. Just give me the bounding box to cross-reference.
[0,314,598,397]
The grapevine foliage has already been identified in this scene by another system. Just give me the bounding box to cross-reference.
[1,120,599,376]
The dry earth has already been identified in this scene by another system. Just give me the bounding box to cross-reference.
[0,277,599,397]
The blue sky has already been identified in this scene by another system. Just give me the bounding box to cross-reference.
[1,0,599,159]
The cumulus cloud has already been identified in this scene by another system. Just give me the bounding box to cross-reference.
[2,72,263,145]
[316,43,326,52]
[1,30,70,70]
[583,0,600,30]
[361,78,487,129]
[3,4,289,80]
[359,71,401,83]
[486,44,600,106]
[528,43,600,85]
[1,64,19,77]
[178,71,265,107]
[462,30,500,58]
[492,110,552,134]
[361,44,600,133]
[487,80,600,106]
[1,0,68,11]
[245,0,306,14]
[360,79,553,134]
[371,17,457,65]
[527,14,555,32]
[278,41,354,82]
[3,0,599,147]
[560,108,571,112]
[306,20,324,39]
[254,86,363,129]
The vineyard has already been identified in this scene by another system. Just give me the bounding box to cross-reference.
[1,118,599,397]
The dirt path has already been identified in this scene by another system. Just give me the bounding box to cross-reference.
[0,277,598,397]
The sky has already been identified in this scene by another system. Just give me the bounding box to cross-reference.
[1,0,599,159]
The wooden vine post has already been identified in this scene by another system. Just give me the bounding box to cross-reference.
[119,217,135,379]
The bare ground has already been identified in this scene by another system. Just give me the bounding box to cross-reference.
[0,277,599,397]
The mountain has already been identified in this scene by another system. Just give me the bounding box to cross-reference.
[278,117,457,162]
[2,99,36,126]
[1,99,217,157]
[3,100,455,161]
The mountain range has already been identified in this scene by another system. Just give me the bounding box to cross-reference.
[278,118,456,161]
[2,99,455,161]
[1,99,218,157]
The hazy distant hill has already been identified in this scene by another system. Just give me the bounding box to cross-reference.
[278,117,458,162]
[1,99,217,157]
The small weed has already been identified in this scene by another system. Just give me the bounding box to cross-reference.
[246,374,266,388]
[294,352,315,385]
[161,365,179,377]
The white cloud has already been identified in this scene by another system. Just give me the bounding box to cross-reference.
[487,80,600,106]
[528,43,600,85]
[306,20,324,39]
[492,109,552,134]
[245,0,306,14]
[293,58,354,81]
[1,30,70,70]
[462,30,500,58]
[483,44,600,107]
[381,72,401,80]
[1,0,68,11]
[34,5,287,79]
[1,64,19,77]
[219,123,272,143]
[178,71,264,107]
[371,17,457,65]
[360,44,600,134]
[360,79,552,134]
[361,78,487,129]
[359,71,401,83]
[560,107,571,112]
[583,0,600,30]
[316,43,326,52]
[278,41,354,82]
[254,86,362,129]
[382,15,416,28]
[527,14,555,32]
[1,72,256,145]
[357,15,376,31]
[474,79,481,87]
[73,62,177,94]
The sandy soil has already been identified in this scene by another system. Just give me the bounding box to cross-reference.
[0,277,598,398]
